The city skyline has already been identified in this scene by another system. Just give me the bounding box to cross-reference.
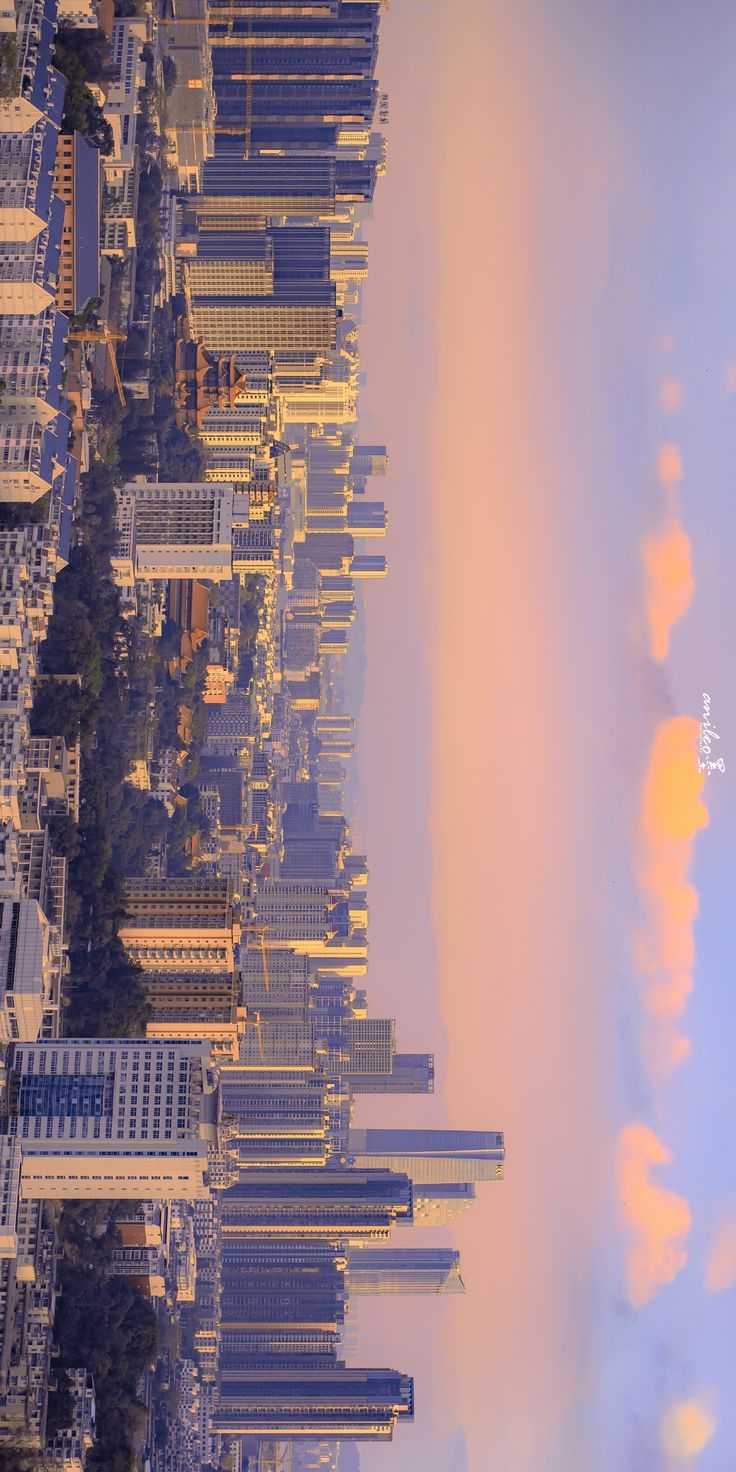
[0,3,505,1466]
[0,2,733,1470]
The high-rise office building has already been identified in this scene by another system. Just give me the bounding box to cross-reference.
[4,1040,217,1199]
[351,554,387,579]
[346,1249,464,1296]
[207,1,380,169]
[411,1183,477,1228]
[240,948,311,1019]
[193,157,339,223]
[345,1053,435,1096]
[345,502,387,537]
[212,1367,413,1441]
[188,289,336,357]
[342,1018,394,1075]
[220,1169,413,1240]
[184,222,337,354]
[347,1129,505,1184]
[352,443,388,481]
[220,1072,332,1167]
[219,1240,345,1370]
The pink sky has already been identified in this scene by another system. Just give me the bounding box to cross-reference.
[351,3,736,1468]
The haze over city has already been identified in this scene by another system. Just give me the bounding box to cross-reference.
[0,4,733,1472]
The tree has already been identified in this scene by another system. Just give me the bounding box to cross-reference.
[0,1446,55,1472]
[45,1370,75,1440]
[162,55,177,94]
[0,34,21,100]
[53,30,114,154]
[53,1213,159,1472]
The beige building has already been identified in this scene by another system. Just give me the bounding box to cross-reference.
[113,482,235,582]
[5,1040,218,1200]
[0,895,51,1044]
[120,875,238,975]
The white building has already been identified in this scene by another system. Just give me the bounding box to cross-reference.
[0,894,51,1043]
[6,1040,219,1200]
[0,1136,21,1258]
[114,482,235,582]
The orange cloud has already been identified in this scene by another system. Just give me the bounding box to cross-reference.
[640,718,708,843]
[661,1399,716,1461]
[705,1205,736,1293]
[656,443,684,488]
[634,719,708,1078]
[660,378,683,413]
[618,1123,691,1306]
[642,521,695,662]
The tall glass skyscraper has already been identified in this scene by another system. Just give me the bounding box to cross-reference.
[212,1367,413,1440]
[347,1129,505,1184]
[346,1248,464,1296]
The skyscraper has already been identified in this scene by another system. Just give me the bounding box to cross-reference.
[347,1129,505,1184]
[212,1367,413,1441]
[219,1239,345,1371]
[345,1054,435,1096]
[220,1169,413,1240]
[207,1,380,168]
[410,1183,477,1228]
[183,220,338,354]
[220,1072,333,1167]
[346,1249,464,1296]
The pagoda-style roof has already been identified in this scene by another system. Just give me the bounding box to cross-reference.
[174,330,245,432]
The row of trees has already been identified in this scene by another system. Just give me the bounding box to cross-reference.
[0,1201,159,1472]
[53,1202,159,1472]
[237,575,266,690]
[53,27,114,155]
[29,460,152,1035]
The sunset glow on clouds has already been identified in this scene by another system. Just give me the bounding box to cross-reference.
[643,523,695,664]
[705,1205,736,1294]
[643,443,694,663]
[618,1122,691,1307]
[661,1399,716,1463]
[660,378,684,413]
[634,717,708,1079]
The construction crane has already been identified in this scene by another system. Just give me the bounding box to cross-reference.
[258,1445,292,1472]
[243,1006,267,1063]
[67,325,127,407]
[242,10,253,158]
[242,922,270,991]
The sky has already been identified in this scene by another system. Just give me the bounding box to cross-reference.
[347,4,736,1470]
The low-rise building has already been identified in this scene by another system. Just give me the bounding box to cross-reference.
[45,1368,96,1470]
